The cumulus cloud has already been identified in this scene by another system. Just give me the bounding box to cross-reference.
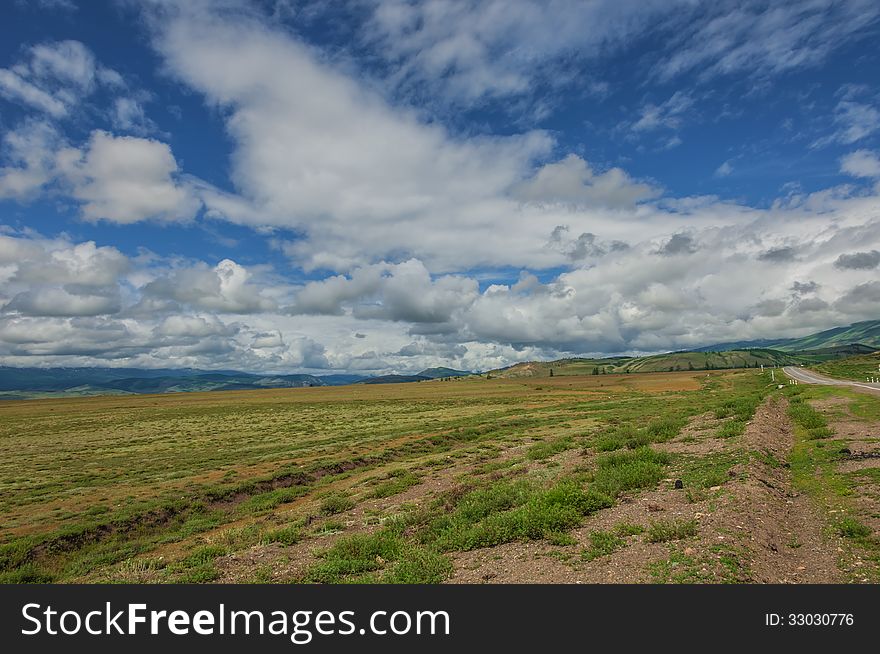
[5,286,121,317]
[834,281,880,315]
[545,226,628,261]
[288,259,478,324]
[791,281,819,295]
[841,150,880,178]
[514,155,659,209]
[142,259,277,314]
[144,3,727,272]
[0,120,60,199]
[56,131,202,223]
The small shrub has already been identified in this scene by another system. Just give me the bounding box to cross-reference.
[383,548,452,584]
[836,517,871,539]
[320,493,355,516]
[0,564,55,584]
[262,526,300,546]
[592,447,669,497]
[582,530,624,561]
[426,480,612,552]
[645,519,698,543]
[718,419,747,439]
[370,470,421,498]
[527,436,574,460]
[307,530,403,583]
[645,416,687,442]
[612,522,645,537]
[177,545,226,569]
[546,531,577,546]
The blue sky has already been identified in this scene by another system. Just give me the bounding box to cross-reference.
[1,0,880,373]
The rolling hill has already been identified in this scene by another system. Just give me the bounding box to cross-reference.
[489,343,878,379]
[0,367,328,399]
[697,320,880,352]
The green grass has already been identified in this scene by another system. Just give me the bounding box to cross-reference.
[527,436,575,460]
[813,354,880,383]
[582,530,625,561]
[261,525,301,546]
[593,416,686,452]
[319,493,356,516]
[718,419,747,438]
[677,451,745,499]
[305,522,453,584]
[645,519,698,543]
[591,448,670,498]
[368,469,422,499]
[424,479,613,552]
[786,386,880,582]
[836,517,871,539]
[594,425,646,452]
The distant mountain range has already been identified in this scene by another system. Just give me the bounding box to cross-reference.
[695,320,880,352]
[0,366,473,399]
[1,320,877,399]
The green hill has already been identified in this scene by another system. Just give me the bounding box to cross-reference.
[699,320,880,352]
[774,320,880,351]
[490,343,875,379]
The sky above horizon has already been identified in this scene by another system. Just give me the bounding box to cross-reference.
[1,0,880,374]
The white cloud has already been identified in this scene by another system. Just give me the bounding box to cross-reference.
[288,259,478,324]
[57,130,202,223]
[0,120,60,199]
[142,259,277,314]
[111,96,157,134]
[653,1,880,83]
[715,161,733,177]
[631,92,694,133]
[362,1,877,110]
[28,40,97,91]
[6,287,121,317]
[148,4,716,272]
[814,99,880,148]
[0,68,67,116]
[841,149,880,178]
[513,154,659,209]
[365,0,681,106]
[0,40,119,117]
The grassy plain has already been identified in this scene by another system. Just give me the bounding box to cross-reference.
[812,353,880,382]
[0,367,856,583]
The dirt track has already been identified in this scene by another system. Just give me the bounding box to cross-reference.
[447,396,843,583]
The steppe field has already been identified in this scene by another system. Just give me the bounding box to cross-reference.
[1,369,878,584]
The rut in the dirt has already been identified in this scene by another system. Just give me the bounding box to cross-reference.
[729,395,842,583]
